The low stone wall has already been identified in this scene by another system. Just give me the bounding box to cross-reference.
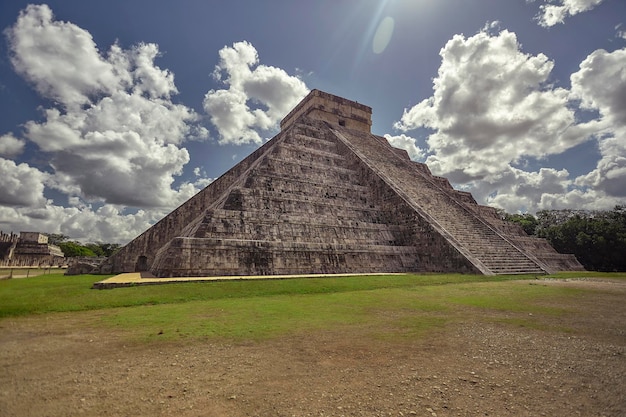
[0,255,65,268]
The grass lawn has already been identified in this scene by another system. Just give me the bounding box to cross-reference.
[1,271,624,342]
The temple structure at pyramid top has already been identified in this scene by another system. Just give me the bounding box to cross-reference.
[280,89,372,133]
[98,89,583,278]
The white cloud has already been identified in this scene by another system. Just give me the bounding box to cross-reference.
[5,4,121,110]
[570,48,626,126]
[476,167,572,213]
[392,28,623,213]
[534,0,605,27]
[617,24,626,40]
[570,47,626,198]
[0,158,48,207]
[384,134,425,161]
[192,167,214,189]
[0,203,165,244]
[203,41,309,145]
[4,4,209,209]
[1,6,309,244]
[0,163,207,243]
[0,4,217,243]
[0,134,25,157]
[396,29,587,183]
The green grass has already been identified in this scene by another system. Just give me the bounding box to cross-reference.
[106,292,374,341]
[545,271,626,279]
[100,279,588,341]
[102,286,447,341]
[0,272,536,318]
[446,281,581,314]
[1,271,623,342]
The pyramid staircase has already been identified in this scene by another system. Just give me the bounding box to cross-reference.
[330,126,546,275]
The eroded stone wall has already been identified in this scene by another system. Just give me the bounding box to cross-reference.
[0,230,65,267]
[149,119,433,276]
[103,130,289,273]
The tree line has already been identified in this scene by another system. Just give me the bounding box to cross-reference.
[503,206,626,272]
[46,234,121,258]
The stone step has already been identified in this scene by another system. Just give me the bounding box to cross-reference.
[152,237,421,277]
[245,171,371,201]
[193,213,407,245]
[202,207,395,224]
[260,155,360,184]
[286,135,339,154]
[291,124,334,141]
[272,142,347,168]
[221,187,393,221]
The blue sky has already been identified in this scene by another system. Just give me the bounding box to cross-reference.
[0,0,625,244]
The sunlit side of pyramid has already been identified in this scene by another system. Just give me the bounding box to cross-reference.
[102,90,583,277]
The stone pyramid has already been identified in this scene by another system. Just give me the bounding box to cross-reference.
[102,90,583,277]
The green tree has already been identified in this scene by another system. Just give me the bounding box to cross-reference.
[85,243,105,257]
[45,233,69,246]
[84,242,121,257]
[537,206,626,271]
[44,233,121,258]
[58,241,97,257]
[97,243,121,257]
[503,213,539,235]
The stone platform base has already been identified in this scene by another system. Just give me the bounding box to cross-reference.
[91,271,406,289]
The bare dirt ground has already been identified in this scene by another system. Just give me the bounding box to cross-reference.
[1,278,624,417]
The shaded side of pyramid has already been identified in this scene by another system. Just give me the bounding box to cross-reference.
[102,90,583,277]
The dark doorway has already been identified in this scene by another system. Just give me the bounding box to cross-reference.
[135,255,148,272]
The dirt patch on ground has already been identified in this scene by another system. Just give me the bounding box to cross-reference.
[1,279,624,416]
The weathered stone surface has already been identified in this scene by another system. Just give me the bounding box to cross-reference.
[0,231,65,267]
[101,89,583,277]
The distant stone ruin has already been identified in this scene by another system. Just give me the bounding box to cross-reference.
[0,231,65,267]
[100,90,583,277]
[65,256,108,275]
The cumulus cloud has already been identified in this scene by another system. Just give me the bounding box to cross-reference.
[534,0,605,27]
[0,5,311,243]
[393,27,623,213]
[5,4,121,109]
[570,47,626,198]
[570,48,626,126]
[203,41,309,145]
[0,4,219,242]
[475,167,572,212]
[0,203,165,244]
[4,4,209,209]
[384,134,425,161]
[0,134,25,157]
[395,29,587,183]
[0,158,48,207]
[0,5,309,243]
